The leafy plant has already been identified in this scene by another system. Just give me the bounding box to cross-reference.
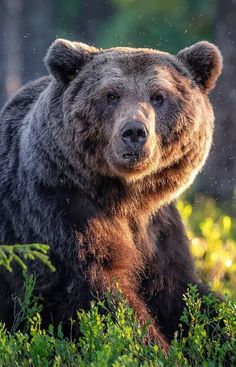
[177,196,236,297]
[0,285,235,366]
[0,244,55,272]
[11,271,43,334]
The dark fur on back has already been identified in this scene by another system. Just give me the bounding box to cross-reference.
[0,40,222,350]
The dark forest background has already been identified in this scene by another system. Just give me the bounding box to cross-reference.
[0,0,235,205]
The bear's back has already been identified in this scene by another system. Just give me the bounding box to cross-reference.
[0,76,51,244]
[0,76,51,163]
[0,76,51,132]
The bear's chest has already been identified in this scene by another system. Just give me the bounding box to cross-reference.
[75,214,156,291]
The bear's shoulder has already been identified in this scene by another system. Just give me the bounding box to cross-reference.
[0,76,51,120]
[0,76,52,172]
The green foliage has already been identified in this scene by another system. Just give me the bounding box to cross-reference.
[53,0,80,39]
[51,0,216,53]
[0,244,55,273]
[178,285,236,366]
[96,0,216,52]
[177,195,236,297]
[76,293,154,366]
[0,283,235,367]
[11,272,43,334]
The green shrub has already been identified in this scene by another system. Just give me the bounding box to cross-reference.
[0,279,235,367]
[177,196,236,297]
[0,244,55,273]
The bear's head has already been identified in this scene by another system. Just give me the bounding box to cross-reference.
[44,39,222,212]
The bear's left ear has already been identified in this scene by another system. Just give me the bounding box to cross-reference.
[177,41,223,93]
[44,39,99,83]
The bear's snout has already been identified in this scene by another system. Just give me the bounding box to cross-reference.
[121,121,148,149]
[106,106,159,180]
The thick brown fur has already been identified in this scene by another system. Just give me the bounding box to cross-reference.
[0,39,222,352]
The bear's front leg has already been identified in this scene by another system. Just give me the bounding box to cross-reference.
[75,216,169,353]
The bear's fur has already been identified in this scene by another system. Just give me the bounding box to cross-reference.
[0,39,222,350]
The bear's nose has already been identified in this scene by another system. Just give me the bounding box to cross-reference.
[121,121,148,147]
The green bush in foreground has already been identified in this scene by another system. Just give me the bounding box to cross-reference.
[0,244,55,273]
[0,281,235,367]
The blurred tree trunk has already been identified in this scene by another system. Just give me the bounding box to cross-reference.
[22,0,53,83]
[0,0,53,107]
[198,0,236,202]
[0,0,22,106]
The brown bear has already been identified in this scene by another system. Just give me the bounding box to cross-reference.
[0,39,222,351]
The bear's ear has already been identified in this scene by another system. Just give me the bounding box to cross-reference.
[44,39,98,83]
[177,41,223,93]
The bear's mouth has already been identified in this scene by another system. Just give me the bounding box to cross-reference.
[106,142,159,180]
[105,146,160,181]
[121,150,148,166]
[122,152,141,162]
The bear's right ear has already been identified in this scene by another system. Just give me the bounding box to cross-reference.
[44,39,98,83]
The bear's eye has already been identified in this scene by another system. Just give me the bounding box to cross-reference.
[150,94,164,106]
[107,92,120,104]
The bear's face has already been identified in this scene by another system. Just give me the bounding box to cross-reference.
[65,52,195,182]
[45,40,222,205]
